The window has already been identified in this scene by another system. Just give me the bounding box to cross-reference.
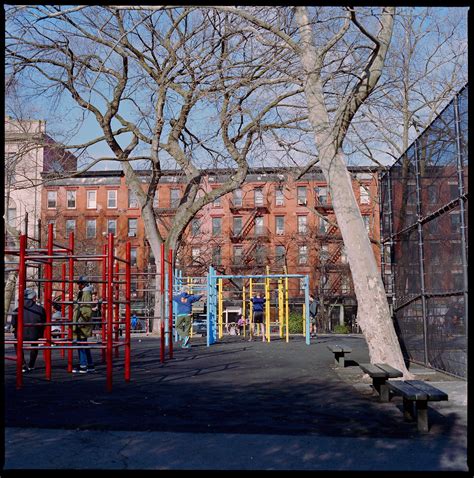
[450,212,461,232]
[7,200,17,227]
[191,218,201,236]
[452,270,464,290]
[233,216,242,236]
[233,189,242,207]
[299,278,306,292]
[171,189,181,208]
[275,216,285,235]
[275,188,284,206]
[297,186,307,205]
[131,248,137,266]
[254,188,264,207]
[316,186,328,205]
[107,219,117,236]
[341,276,351,294]
[212,192,221,207]
[153,190,159,208]
[362,216,370,233]
[297,215,307,234]
[341,246,348,263]
[428,185,438,204]
[320,244,329,262]
[212,246,222,266]
[298,245,308,265]
[87,190,97,209]
[65,219,76,237]
[275,245,285,265]
[406,182,416,205]
[107,190,117,209]
[319,218,328,234]
[212,217,222,236]
[359,185,370,204]
[255,216,264,236]
[255,245,266,264]
[47,219,56,239]
[192,247,200,264]
[128,189,139,208]
[86,219,96,239]
[128,218,137,237]
[66,190,76,209]
[449,183,458,201]
[47,191,57,208]
[233,246,243,265]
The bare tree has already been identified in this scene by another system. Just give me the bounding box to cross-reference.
[6,6,303,334]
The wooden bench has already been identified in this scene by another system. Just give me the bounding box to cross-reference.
[359,363,403,402]
[327,344,352,367]
[387,380,448,432]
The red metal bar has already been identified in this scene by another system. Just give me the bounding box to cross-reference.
[67,233,74,372]
[101,243,107,363]
[114,260,120,358]
[44,223,53,380]
[60,263,66,359]
[160,243,165,363]
[125,242,131,381]
[106,233,114,392]
[168,248,173,359]
[16,234,27,389]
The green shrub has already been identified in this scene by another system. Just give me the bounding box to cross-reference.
[288,311,304,334]
[333,324,350,334]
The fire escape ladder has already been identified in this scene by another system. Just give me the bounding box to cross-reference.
[326,223,338,237]
[239,208,258,239]
[243,240,258,264]
[328,243,343,264]
[329,274,342,295]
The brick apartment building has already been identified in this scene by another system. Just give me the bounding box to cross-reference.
[40,166,381,329]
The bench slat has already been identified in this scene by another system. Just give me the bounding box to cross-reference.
[405,380,448,401]
[388,380,428,400]
[374,363,403,378]
[327,345,342,353]
[359,363,387,378]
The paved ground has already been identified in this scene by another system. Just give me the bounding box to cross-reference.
[3,334,470,471]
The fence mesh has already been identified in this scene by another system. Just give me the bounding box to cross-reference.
[380,84,468,378]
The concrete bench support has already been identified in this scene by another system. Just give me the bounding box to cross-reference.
[327,345,352,367]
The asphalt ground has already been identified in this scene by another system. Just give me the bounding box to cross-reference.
[3,333,469,472]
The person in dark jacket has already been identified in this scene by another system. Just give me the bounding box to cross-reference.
[12,288,46,372]
[309,294,319,338]
[172,290,204,348]
[249,292,266,342]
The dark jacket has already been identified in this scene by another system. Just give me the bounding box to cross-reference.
[173,293,203,315]
[73,285,93,339]
[309,299,319,317]
[12,299,46,341]
[251,296,265,312]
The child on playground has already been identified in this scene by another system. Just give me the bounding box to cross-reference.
[237,315,246,336]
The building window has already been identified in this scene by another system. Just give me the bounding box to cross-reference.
[233,216,242,236]
[192,247,200,264]
[233,246,243,265]
[191,218,200,236]
[320,244,329,262]
[212,191,221,207]
[255,244,266,265]
[449,183,458,201]
[359,185,370,204]
[341,276,350,294]
[153,190,159,208]
[275,245,285,265]
[65,219,76,238]
[87,190,97,209]
[275,216,285,235]
[233,189,242,207]
[427,184,438,204]
[341,246,348,263]
[171,189,181,208]
[298,245,308,265]
[131,247,137,266]
[107,190,118,209]
[275,188,284,206]
[299,278,306,292]
[7,200,17,227]
[255,216,264,236]
[86,219,96,239]
[254,188,264,207]
[47,190,57,208]
[450,211,461,232]
[66,190,76,209]
[319,218,328,234]
[212,246,221,266]
[297,186,307,205]
[297,215,307,234]
[128,189,139,208]
[128,218,137,237]
[452,270,463,290]
[107,219,117,236]
[362,215,370,233]
[212,217,222,236]
[316,186,328,205]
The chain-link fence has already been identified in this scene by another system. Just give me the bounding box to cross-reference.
[380,84,468,378]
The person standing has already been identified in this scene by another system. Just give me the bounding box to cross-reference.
[309,294,319,338]
[72,276,95,374]
[12,288,46,372]
[250,292,266,342]
[173,290,204,348]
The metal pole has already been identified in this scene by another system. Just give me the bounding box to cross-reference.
[16,234,27,389]
[125,242,131,381]
[60,263,66,359]
[454,94,468,335]
[44,223,53,380]
[160,243,165,363]
[106,233,114,392]
[67,233,74,372]
[101,244,107,362]
[305,275,310,345]
[114,260,120,358]
[414,138,429,366]
[168,248,173,359]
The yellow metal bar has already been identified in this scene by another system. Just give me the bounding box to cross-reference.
[218,278,223,339]
[242,282,246,337]
[302,303,306,336]
[265,266,270,342]
[285,275,289,342]
[278,278,283,338]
